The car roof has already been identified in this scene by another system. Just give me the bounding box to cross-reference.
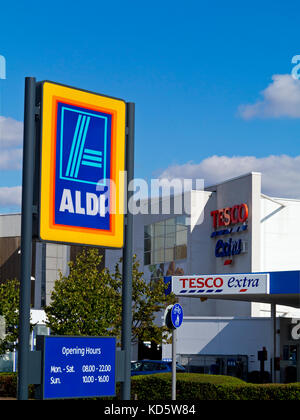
[135,360,165,362]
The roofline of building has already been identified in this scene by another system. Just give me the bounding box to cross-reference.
[205,171,261,191]
[0,212,21,216]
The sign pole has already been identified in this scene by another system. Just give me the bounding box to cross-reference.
[121,102,135,400]
[18,77,36,400]
[164,304,183,401]
[172,328,177,400]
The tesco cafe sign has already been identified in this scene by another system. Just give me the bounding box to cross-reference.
[210,203,248,262]
[170,274,269,296]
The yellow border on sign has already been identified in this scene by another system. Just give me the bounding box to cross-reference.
[39,81,126,248]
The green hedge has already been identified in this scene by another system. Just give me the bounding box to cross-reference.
[131,373,300,400]
[0,373,17,398]
[2,372,300,400]
[0,373,35,399]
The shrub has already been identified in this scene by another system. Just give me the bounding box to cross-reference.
[130,373,300,400]
[2,372,300,400]
[0,373,35,399]
[0,373,17,398]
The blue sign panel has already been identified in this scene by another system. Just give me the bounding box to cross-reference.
[40,336,116,399]
[55,102,112,231]
[171,303,183,329]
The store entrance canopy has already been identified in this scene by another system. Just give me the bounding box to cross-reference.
[164,271,300,308]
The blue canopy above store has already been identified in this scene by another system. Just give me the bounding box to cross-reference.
[164,271,300,308]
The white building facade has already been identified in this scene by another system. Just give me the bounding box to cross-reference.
[106,172,300,382]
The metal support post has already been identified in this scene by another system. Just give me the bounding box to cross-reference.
[121,102,135,400]
[271,303,277,383]
[18,77,36,400]
[172,328,177,400]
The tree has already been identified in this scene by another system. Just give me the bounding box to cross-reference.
[112,255,176,345]
[45,248,176,345]
[45,248,120,337]
[0,279,20,355]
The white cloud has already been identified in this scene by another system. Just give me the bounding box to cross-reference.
[158,155,300,198]
[0,116,23,148]
[0,186,22,208]
[0,148,22,170]
[0,116,23,170]
[239,74,300,119]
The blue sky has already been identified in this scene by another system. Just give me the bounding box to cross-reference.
[1,0,300,212]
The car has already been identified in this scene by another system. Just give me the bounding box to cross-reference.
[131,360,186,376]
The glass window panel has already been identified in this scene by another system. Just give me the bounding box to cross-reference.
[154,221,165,237]
[131,361,143,371]
[144,237,152,253]
[165,232,176,248]
[154,249,164,264]
[166,218,175,226]
[144,252,151,265]
[165,248,174,262]
[176,215,187,227]
[283,345,289,361]
[290,345,298,362]
[176,223,186,233]
[165,218,176,234]
[144,224,154,237]
[143,362,157,371]
[176,229,187,246]
[154,235,164,250]
[144,218,187,266]
[158,363,168,371]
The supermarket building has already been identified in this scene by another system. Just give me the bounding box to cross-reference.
[1,172,300,382]
[106,171,300,382]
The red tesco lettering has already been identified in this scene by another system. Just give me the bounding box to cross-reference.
[179,277,223,289]
[211,203,248,228]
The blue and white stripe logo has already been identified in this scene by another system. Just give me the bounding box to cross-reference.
[59,106,109,186]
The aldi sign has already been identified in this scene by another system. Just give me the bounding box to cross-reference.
[166,273,270,296]
[39,81,126,248]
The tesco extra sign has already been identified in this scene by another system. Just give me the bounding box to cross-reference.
[171,274,269,296]
[211,203,248,229]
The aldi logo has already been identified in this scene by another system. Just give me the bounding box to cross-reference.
[58,103,110,186]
